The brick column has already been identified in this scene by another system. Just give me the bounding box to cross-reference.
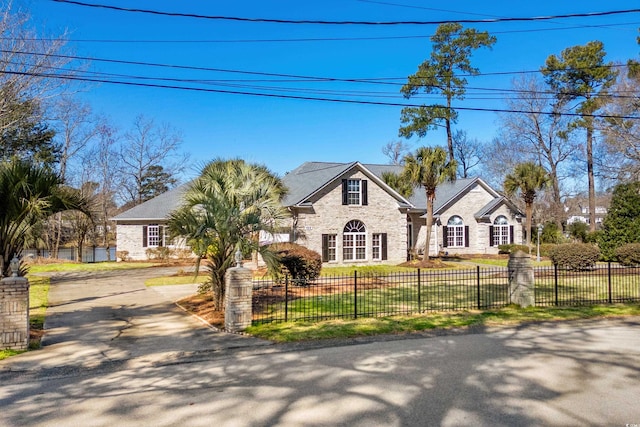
[224,266,253,333]
[508,250,534,307]
[0,276,30,351]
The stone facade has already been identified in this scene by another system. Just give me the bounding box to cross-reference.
[292,171,408,265]
[0,277,30,351]
[116,221,190,261]
[224,266,253,332]
[410,182,523,256]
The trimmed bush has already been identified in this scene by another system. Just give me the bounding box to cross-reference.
[274,243,322,286]
[548,243,600,271]
[539,243,556,258]
[497,244,530,255]
[614,243,640,266]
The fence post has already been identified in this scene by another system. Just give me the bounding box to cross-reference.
[608,262,612,304]
[554,263,559,306]
[224,255,253,333]
[0,265,30,351]
[507,250,534,307]
[285,275,289,322]
[354,270,358,319]
[476,266,481,309]
[417,268,421,312]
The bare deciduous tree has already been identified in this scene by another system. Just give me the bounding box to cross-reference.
[119,115,187,206]
[493,76,577,228]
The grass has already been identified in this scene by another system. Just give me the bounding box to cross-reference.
[0,275,50,360]
[28,261,155,274]
[245,304,640,342]
[145,274,209,287]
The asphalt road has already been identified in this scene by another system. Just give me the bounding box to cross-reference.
[1,268,639,426]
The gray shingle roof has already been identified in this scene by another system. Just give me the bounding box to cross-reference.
[113,162,516,221]
[111,183,189,221]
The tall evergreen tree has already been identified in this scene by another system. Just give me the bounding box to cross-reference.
[598,181,640,260]
[399,23,495,162]
[542,41,617,232]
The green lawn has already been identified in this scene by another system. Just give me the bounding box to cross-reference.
[145,274,209,287]
[28,261,155,274]
[246,304,640,342]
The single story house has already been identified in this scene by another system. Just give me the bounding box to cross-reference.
[112,161,524,264]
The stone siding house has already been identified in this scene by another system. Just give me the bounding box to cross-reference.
[112,161,523,264]
[111,184,190,260]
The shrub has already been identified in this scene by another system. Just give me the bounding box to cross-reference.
[497,244,530,255]
[273,243,322,286]
[540,222,563,244]
[548,243,600,271]
[145,247,172,260]
[116,250,131,262]
[538,243,556,258]
[614,243,640,266]
[567,221,589,243]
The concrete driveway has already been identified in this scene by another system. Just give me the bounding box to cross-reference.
[0,267,269,373]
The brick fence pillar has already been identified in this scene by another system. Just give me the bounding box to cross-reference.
[508,250,534,307]
[0,276,30,351]
[224,266,253,333]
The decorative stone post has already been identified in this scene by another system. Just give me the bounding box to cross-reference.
[224,249,253,333]
[508,250,535,307]
[1,257,30,350]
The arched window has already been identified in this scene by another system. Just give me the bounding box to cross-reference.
[343,220,366,261]
[446,216,465,248]
[492,215,511,246]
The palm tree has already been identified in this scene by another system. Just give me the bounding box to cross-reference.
[167,159,289,309]
[402,146,457,264]
[0,159,90,277]
[381,171,414,198]
[503,162,550,247]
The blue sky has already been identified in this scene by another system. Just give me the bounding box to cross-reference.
[26,0,640,178]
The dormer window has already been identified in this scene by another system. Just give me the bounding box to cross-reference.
[342,179,368,206]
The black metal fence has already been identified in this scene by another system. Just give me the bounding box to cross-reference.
[252,263,640,325]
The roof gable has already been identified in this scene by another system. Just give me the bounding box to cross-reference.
[111,184,188,221]
[282,161,410,207]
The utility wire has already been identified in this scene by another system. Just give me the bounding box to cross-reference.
[3,49,633,87]
[5,22,637,44]
[50,1,640,26]
[4,69,638,120]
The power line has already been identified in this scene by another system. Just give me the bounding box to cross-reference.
[3,48,633,87]
[4,21,638,44]
[4,69,638,121]
[50,1,640,26]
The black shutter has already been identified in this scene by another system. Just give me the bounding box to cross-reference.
[381,233,387,260]
[509,225,515,244]
[322,234,329,262]
[342,180,348,205]
[489,225,494,247]
[464,226,470,247]
[362,180,368,205]
[159,226,165,247]
[442,226,448,248]
[142,226,148,248]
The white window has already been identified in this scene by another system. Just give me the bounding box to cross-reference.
[347,179,361,205]
[447,216,465,248]
[147,225,161,247]
[343,220,366,261]
[372,233,382,260]
[327,234,336,261]
[493,216,510,246]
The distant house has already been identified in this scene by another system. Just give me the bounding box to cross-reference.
[111,184,189,260]
[112,161,524,264]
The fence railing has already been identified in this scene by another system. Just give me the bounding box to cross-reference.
[21,247,117,263]
[252,263,640,325]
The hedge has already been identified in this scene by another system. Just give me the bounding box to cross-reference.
[548,243,600,271]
